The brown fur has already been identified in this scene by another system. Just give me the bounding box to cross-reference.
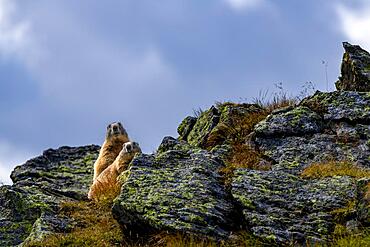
[92,122,129,181]
[88,142,141,201]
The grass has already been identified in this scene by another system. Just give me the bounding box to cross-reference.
[252,82,298,113]
[26,200,134,247]
[316,225,370,247]
[300,160,370,179]
[149,231,265,247]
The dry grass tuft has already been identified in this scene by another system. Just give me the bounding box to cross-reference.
[252,82,297,113]
[301,160,370,179]
[220,144,270,186]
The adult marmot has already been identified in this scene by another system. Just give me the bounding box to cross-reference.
[88,141,141,201]
[92,122,129,181]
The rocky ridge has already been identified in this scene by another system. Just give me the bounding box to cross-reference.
[0,42,369,246]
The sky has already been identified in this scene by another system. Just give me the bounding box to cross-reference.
[0,0,370,184]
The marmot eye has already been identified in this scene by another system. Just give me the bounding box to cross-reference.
[107,124,111,130]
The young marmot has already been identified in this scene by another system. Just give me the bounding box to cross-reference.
[88,141,141,201]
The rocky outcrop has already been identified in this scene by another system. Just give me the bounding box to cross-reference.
[1,43,370,246]
[336,42,370,92]
[112,137,236,239]
[254,91,370,174]
[227,90,370,244]
[0,145,99,246]
[178,103,262,149]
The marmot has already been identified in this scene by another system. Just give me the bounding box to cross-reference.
[88,141,141,201]
[92,122,129,181]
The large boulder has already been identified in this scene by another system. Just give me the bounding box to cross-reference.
[0,145,99,246]
[112,136,236,239]
[232,169,358,244]
[335,42,370,92]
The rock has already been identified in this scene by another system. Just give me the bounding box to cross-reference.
[184,106,220,148]
[0,145,99,246]
[336,42,370,92]
[177,116,197,141]
[231,169,358,244]
[178,103,262,149]
[254,106,323,137]
[255,91,370,174]
[301,91,370,122]
[112,136,235,239]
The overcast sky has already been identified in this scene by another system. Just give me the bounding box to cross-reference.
[0,0,369,184]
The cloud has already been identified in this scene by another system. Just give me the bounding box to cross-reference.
[224,0,267,11]
[0,0,29,57]
[0,141,34,184]
[336,1,370,50]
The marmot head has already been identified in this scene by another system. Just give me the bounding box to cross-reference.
[106,122,129,141]
[116,142,142,172]
[122,141,141,155]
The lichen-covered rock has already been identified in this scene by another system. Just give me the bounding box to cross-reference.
[301,91,370,122]
[335,42,370,92]
[0,145,99,246]
[112,136,235,239]
[254,106,323,137]
[177,116,197,141]
[232,169,358,244]
[255,91,370,174]
[178,103,262,149]
[184,106,220,148]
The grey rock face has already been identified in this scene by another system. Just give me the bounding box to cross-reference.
[0,145,99,246]
[112,136,235,239]
[232,170,357,244]
[301,90,370,122]
[254,106,323,137]
[255,91,370,174]
[336,42,370,92]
